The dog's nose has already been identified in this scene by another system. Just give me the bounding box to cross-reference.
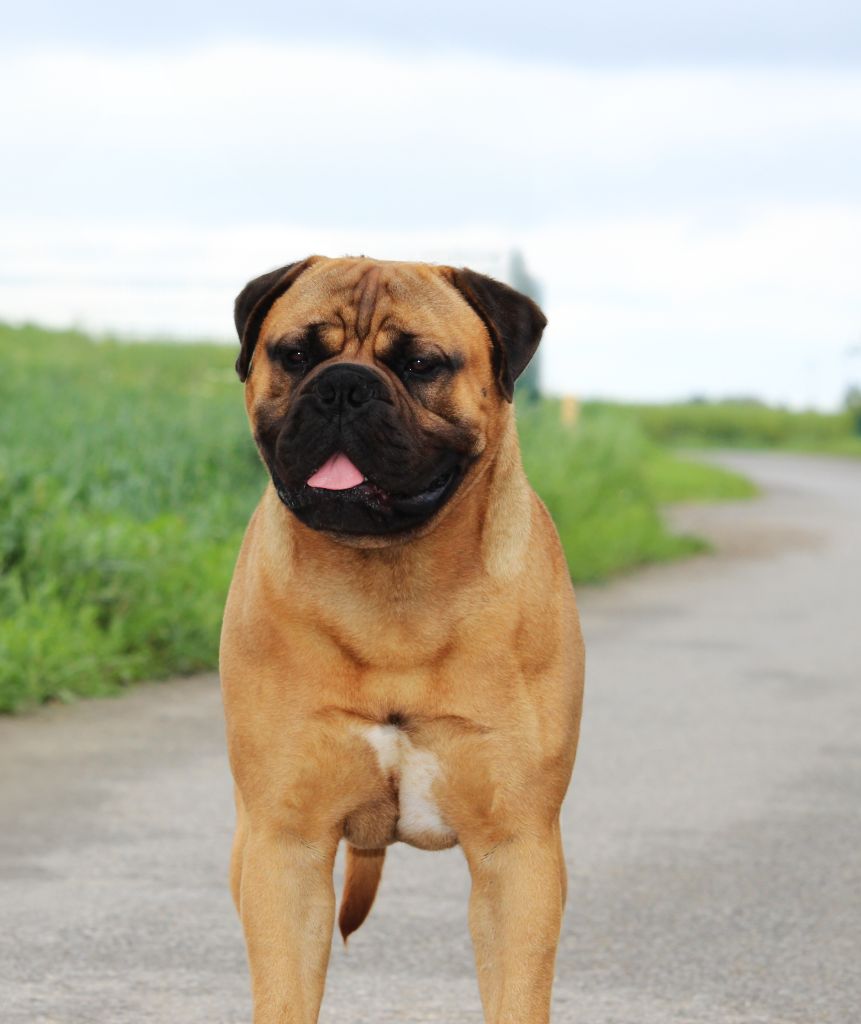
[312,365,381,409]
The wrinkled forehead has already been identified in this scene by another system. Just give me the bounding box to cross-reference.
[260,257,482,346]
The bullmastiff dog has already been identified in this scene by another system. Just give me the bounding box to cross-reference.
[219,256,585,1023]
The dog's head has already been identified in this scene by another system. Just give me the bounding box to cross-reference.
[233,256,545,542]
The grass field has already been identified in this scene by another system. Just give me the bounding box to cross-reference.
[641,449,758,503]
[600,400,861,456]
[0,324,753,712]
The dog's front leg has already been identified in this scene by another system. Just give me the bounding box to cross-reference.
[238,827,338,1024]
[462,821,566,1024]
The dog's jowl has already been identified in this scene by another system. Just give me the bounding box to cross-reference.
[219,256,585,1024]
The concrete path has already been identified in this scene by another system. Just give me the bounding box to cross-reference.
[1,453,859,1023]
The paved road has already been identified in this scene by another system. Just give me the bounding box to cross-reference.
[1,453,859,1023]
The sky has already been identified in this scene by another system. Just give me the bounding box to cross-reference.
[2,2,860,407]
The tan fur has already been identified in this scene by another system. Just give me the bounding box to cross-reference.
[220,257,585,1023]
[338,845,386,941]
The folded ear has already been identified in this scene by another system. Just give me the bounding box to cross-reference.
[445,267,547,402]
[233,259,313,381]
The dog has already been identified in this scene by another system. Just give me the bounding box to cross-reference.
[219,256,585,1023]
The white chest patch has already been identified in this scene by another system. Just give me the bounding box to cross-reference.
[362,724,456,846]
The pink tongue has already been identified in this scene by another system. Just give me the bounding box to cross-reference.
[306,453,365,490]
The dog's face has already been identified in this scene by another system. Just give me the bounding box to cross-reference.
[234,256,545,542]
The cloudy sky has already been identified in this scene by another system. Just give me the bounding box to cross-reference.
[2,2,860,406]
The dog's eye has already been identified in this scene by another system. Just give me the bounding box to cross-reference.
[280,347,307,368]
[404,357,437,377]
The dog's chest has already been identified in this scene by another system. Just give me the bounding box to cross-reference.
[358,724,457,850]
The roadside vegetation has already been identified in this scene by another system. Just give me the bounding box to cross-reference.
[600,399,861,456]
[518,400,735,582]
[2,324,754,712]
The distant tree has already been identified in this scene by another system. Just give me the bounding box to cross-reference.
[508,250,543,402]
[844,384,861,435]
[718,396,768,407]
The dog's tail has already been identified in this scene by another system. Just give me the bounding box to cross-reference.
[338,845,386,943]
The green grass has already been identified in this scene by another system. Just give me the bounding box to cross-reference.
[517,401,711,582]
[0,324,253,712]
[642,449,758,503]
[0,324,752,712]
[600,399,861,455]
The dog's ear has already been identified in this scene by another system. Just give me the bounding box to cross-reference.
[233,259,313,381]
[445,268,547,402]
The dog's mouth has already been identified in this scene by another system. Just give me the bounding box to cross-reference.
[306,452,455,506]
[268,451,464,537]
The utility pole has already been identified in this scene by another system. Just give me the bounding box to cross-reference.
[845,341,861,434]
